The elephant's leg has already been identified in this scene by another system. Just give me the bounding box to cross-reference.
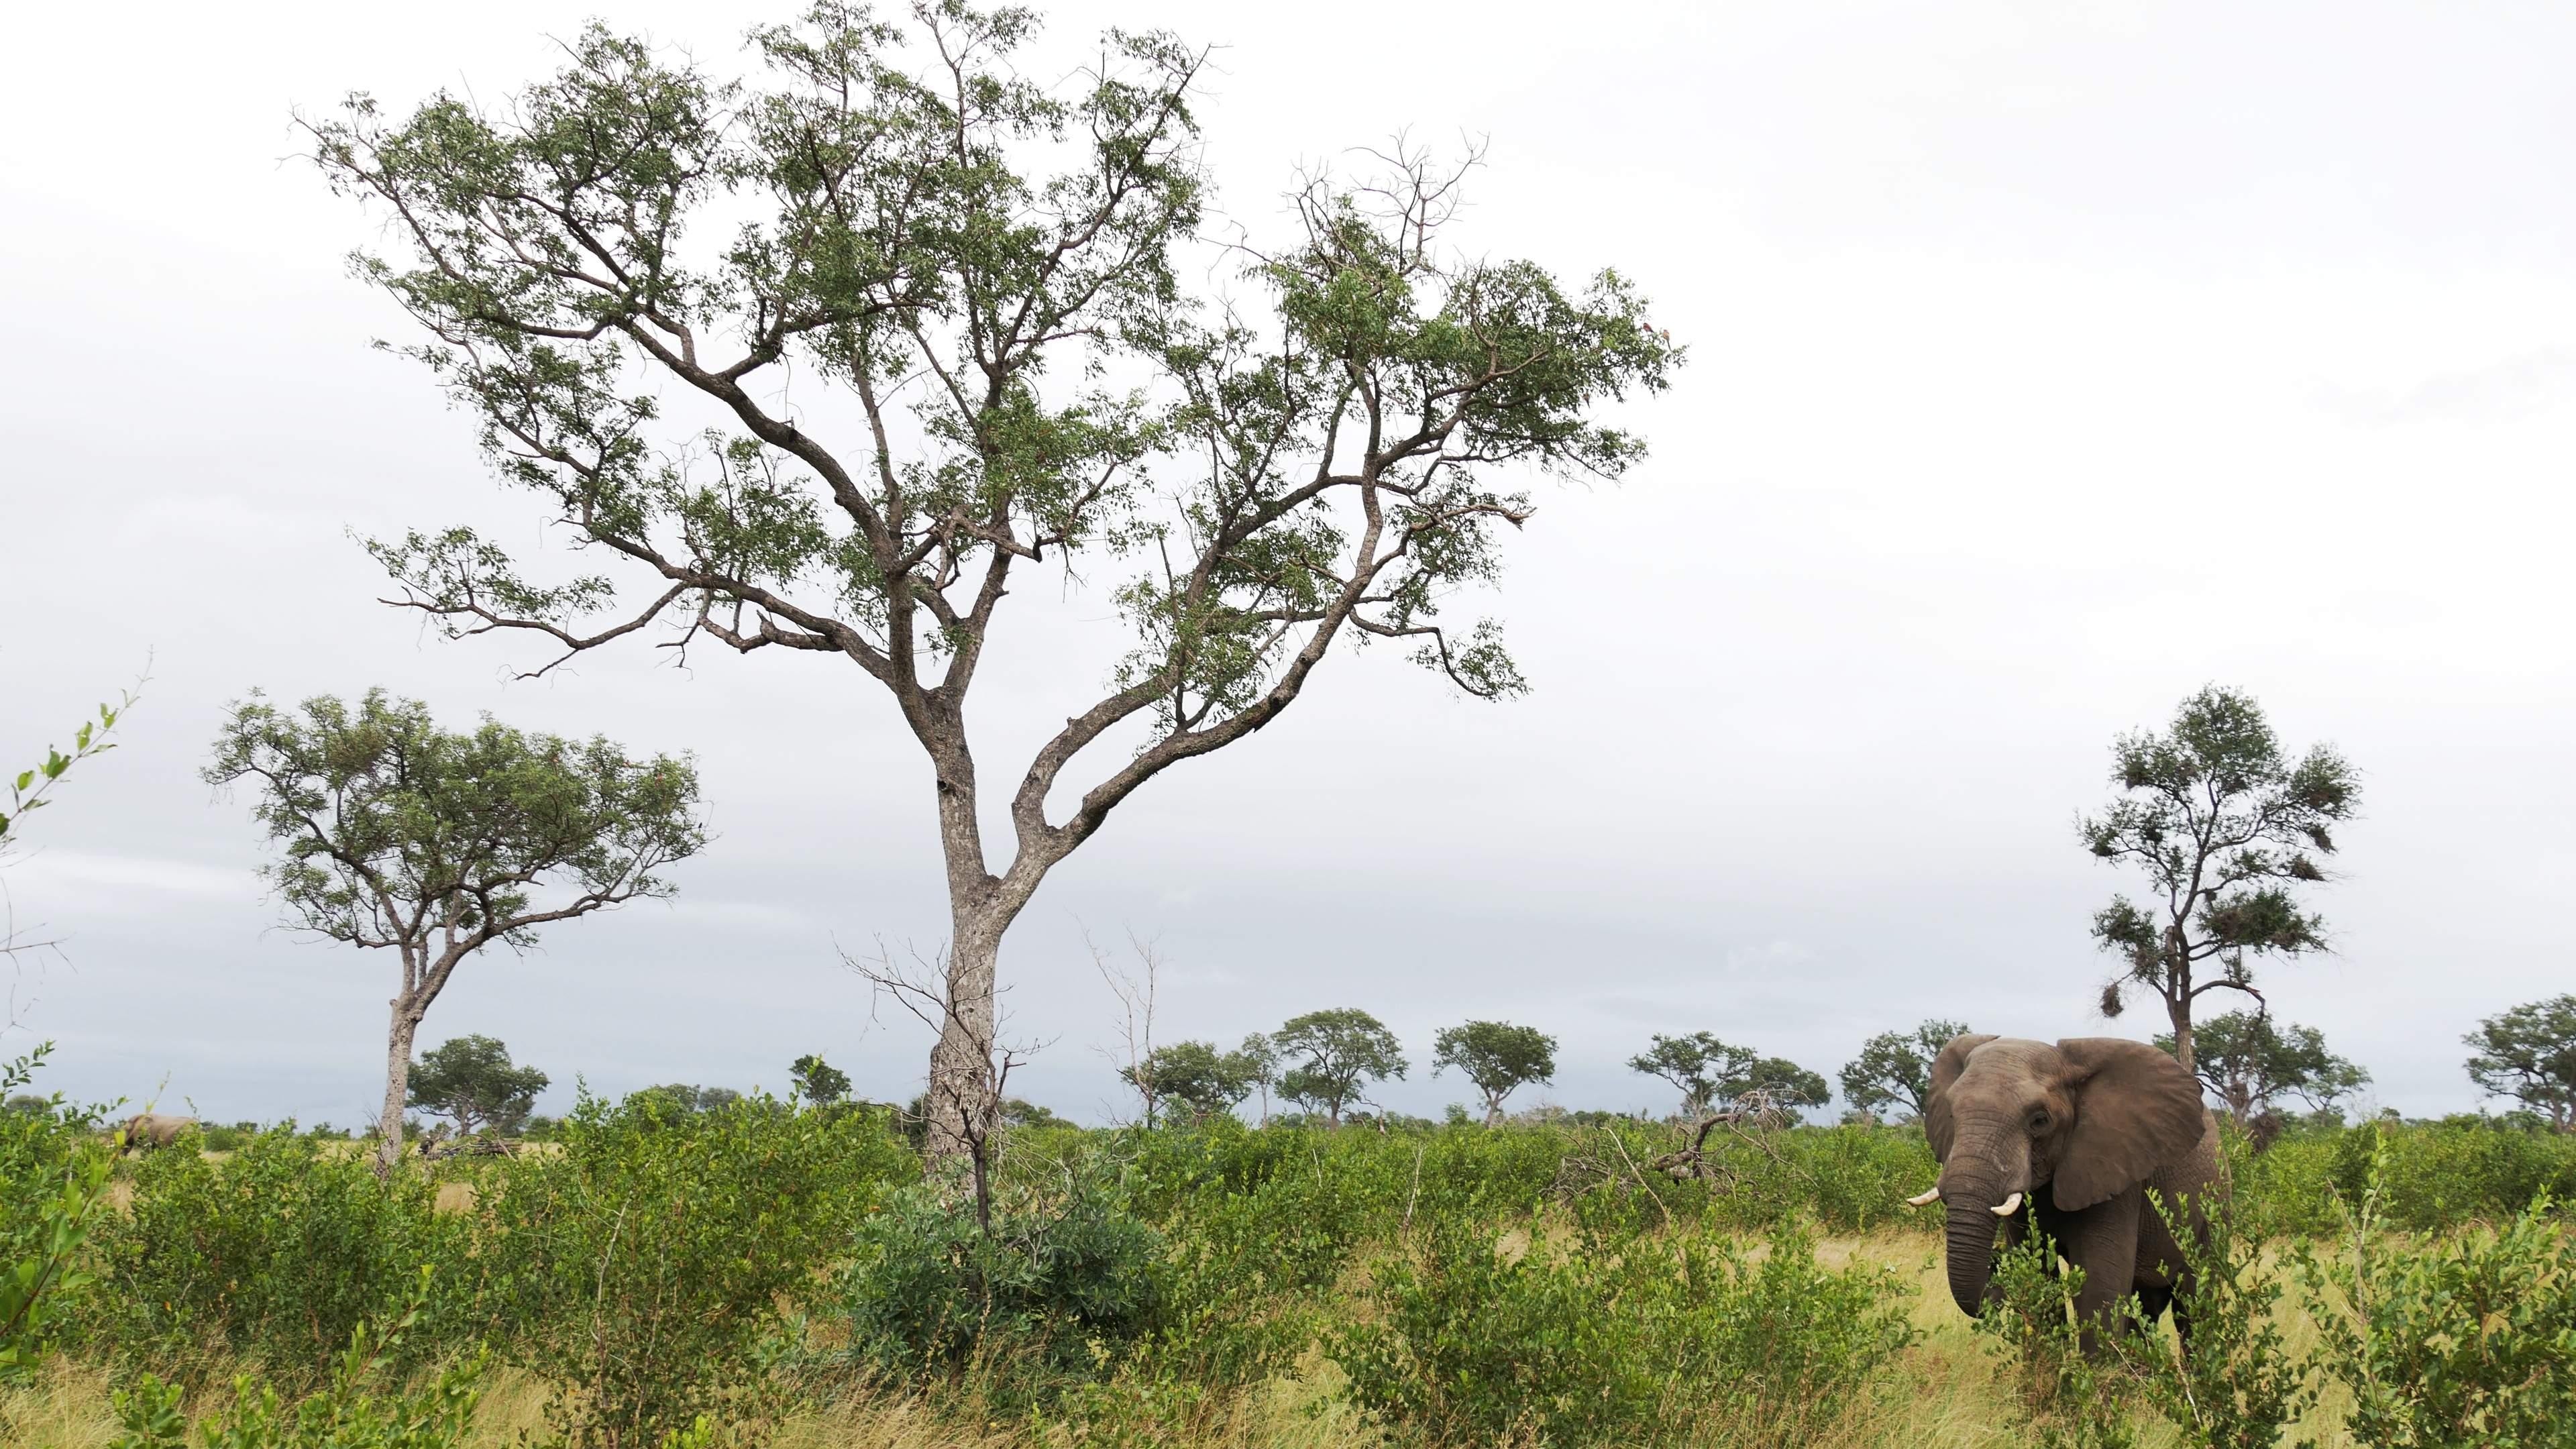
[2059,1192,2143,1356]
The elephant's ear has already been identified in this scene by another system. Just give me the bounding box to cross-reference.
[1922,1033,2000,1162]
[2053,1037,2206,1211]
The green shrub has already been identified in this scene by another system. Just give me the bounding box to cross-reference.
[1970,1234,2137,1449]
[85,1129,462,1383]
[838,1167,1164,1390]
[2292,1148,2576,1448]
[110,1279,485,1449]
[0,1047,113,1378]
[1335,1216,1915,1447]
[468,1088,911,1448]
[2131,1185,2314,1449]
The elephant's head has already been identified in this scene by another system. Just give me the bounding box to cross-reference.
[1917,1034,2202,1318]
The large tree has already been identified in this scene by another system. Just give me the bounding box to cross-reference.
[308,2,1676,1162]
[1627,1032,1755,1118]
[1430,1019,1556,1126]
[2465,996,2576,1132]
[207,690,704,1173]
[1274,1009,1407,1127]
[2154,1008,2369,1122]
[1838,1018,1970,1122]
[1129,1038,1258,1121]
[2081,686,2360,1073]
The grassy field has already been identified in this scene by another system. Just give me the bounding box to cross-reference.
[9,1102,2571,1447]
[0,1228,2402,1448]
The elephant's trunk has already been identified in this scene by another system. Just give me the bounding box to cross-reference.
[1936,1123,2028,1319]
[1943,1184,2004,1318]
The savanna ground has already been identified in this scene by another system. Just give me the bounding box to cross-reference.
[2,1090,2571,1449]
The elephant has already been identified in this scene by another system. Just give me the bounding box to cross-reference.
[1909,1034,2220,1350]
[112,1113,198,1151]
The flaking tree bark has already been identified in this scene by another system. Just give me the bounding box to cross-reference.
[307,1,1678,1163]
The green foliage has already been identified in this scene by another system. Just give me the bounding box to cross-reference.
[1839,1019,1970,1120]
[406,1036,549,1136]
[204,690,705,955]
[0,1047,113,1379]
[1430,1020,1557,1124]
[472,1087,909,1447]
[2463,994,2576,1131]
[788,1053,850,1106]
[1128,1040,1260,1122]
[1971,1234,2139,1449]
[2,692,134,847]
[837,1168,1165,1391]
[85,1128,462,1383]
[1627,1033,1826,1117]
[2082,686,2361,1029]
[2131,1185,2314,1449]
[111,1279,486,1449]
[2292,1143,2576,1448]
[1273,1010,1407,1127]
[2153,1010,2368,1120]
[1336,1215,1914,1447]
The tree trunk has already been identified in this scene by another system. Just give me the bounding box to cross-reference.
[378,997,422,1179]
[923,916,1004,1165]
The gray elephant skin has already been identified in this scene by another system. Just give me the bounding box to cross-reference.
[113,1113,198,1150]
[1919,1034,2220,1348]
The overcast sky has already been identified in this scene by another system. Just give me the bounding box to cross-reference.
[5,1,2571,1128]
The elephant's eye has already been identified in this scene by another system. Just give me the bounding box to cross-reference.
[2029,1109,2052,1130]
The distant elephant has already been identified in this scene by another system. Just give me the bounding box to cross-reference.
[113,1113,198,1151]
[1909,1034,2220,1350]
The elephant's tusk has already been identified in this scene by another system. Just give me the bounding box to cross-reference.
[1992,1192,2024,1217]
[1903,1187,1942,1207]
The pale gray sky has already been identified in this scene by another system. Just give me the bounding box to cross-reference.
[5,1,2570,1127]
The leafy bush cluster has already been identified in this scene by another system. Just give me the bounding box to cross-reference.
[4,1064,2572,1448]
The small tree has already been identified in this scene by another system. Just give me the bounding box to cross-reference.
[1274,1010,1406,1128]
[1839,1019,1970,1122]
[1627,1032,1756,1117]
[206,689,704,1173]
[1128,1040,1257,1120]
[1238,1032,1281,1127]
[2155,1008,2369,1121]
[1430,1020,1557,1126]
[1741,1056,1830,1114]
[310,5,1678,1164]
[3,687,139,974]
[2465,996,2576,1132]
[2082,686,2361,1073]
[405,1034,549,1135]
[790,1053,852,1107]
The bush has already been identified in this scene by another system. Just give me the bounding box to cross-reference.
[110,1280,485,1449]
[84,1129,464,1383]
[838,1166,1164,1391]
[469,1088,912,1447]
[0,1047,113,1378]
[1334,1215,1915,1447]
[2292,1147,2576,1448]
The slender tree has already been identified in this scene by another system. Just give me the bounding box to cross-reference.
[1839,1018,1970,1122]
[1431,1020,1556,1126]
[2082,686,2360,1073]
[2155,1008,2369,1121]
[407,1034,550,1136]
[1238,1031,1280,1127]
[2464,996,2576,1132]
[1274,1009,1406,1127]
[309,3,1677,1162]
[206,690,704,1174]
